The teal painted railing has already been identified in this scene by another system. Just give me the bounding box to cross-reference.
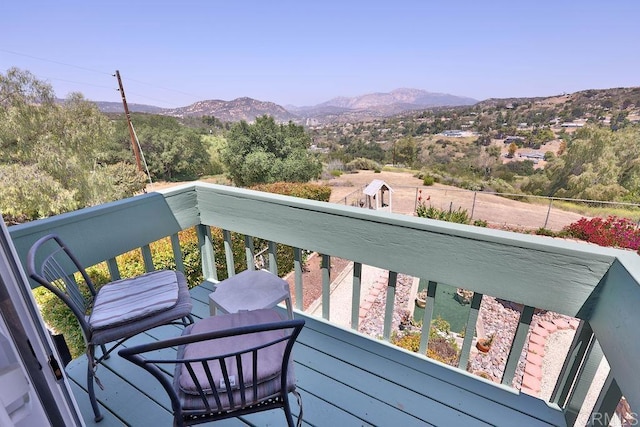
[9,182,640,425]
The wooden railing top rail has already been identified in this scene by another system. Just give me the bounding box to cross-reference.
[179,182,617,315]
[9,191,196,276]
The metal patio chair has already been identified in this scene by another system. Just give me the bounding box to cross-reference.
[119,309,305,427]
[27,233,194,422]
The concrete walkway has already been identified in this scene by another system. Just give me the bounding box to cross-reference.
[307,262,387,329]
[521,318,580,396]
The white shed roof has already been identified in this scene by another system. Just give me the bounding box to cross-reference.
[363,179,394,196]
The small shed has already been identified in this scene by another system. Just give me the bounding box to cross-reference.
[363,179,394,211]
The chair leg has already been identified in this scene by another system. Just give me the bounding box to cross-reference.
[100,344,110,360]
[282,393,295,427]
[87,346,103,422]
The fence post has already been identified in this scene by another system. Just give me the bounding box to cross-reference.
[414,187,419,213]
[471,191,477,220]
[544,198,553,229]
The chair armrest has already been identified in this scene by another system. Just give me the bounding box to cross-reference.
[119,318,305,358]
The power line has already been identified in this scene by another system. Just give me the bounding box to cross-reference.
[45,75,182,106]
[43,76,115,92]
[120,75,200,98]
[2,49,201,106]
[113,89,180,107]
[1,49,112,76]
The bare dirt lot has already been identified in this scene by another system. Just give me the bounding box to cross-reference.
[319,170,584,231]
[150,169,585,231]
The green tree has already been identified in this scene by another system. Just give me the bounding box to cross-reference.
[522,126,640,201]
[201,134,226,175]
[220,115,321,186]
[344,140,385,163]
[475,133,492,146]
[0,164,77,223]
[610,111,630,131]
[392,136,418,167]
[114,114,213,181]
[533,127,555,145]
[0,68,147,221]
[475,146,500,178]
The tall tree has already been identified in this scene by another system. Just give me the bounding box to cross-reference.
[523,126,640,201]
[114,114,213,181]
[0,68,146,222]
[221,115,321,187]
[391,136,418,167]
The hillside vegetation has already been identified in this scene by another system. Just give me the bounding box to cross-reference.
[2,66,640,224]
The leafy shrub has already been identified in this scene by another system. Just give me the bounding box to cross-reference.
[416,202,470,224]
[392,316,459,366]
[250,182,331,202]
[423,175,435,186]
[430,316,451,335]
[427,337,459,366]
[484,178,518,195]
[392,330,421,352]
[535,227,556,237]
[330,169,342,177]
[0,164,78,223]
[473,219,488,227]
[415,170,442,182]
[562,216,640,250]
[345,157,382,172]
[459,180,484,192]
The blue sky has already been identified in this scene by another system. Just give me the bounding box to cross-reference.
[2,1,638,108]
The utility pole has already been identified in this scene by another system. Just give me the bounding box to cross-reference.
[115,70,143,172]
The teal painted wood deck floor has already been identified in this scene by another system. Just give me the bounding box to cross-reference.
[67,282,567,427]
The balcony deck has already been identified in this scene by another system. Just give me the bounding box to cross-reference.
[67,280,565,427]
[9,182,640,426]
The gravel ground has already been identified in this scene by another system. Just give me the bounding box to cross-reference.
[540,330,575,400]
[353,271,577,391]
[468,297,576,387]
[358,273,415,337]
[301,260,627,424]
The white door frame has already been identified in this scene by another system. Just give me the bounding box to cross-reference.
[0,220,83,426]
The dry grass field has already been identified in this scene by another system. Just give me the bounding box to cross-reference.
[319,170,585,231]
[149,168,586,231]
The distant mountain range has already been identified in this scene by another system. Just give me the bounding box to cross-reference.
[93,88,478,124]
[163,97,298,123]
[96,101,165,114]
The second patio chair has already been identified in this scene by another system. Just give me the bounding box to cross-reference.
[119,309,305,426]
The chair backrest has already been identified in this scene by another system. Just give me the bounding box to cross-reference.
[27,234,98,338]
[119,313,305,425]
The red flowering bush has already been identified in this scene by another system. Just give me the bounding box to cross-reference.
[562,216,640,251]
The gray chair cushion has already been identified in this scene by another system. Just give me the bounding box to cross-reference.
[91,271,192,345]
[90,270,179,329]
[174,309,295,411]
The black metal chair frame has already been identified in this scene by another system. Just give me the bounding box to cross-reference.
[27,233,194,422]
[119,316,305,427]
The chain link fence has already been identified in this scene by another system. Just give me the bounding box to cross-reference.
[335,185,640,231]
